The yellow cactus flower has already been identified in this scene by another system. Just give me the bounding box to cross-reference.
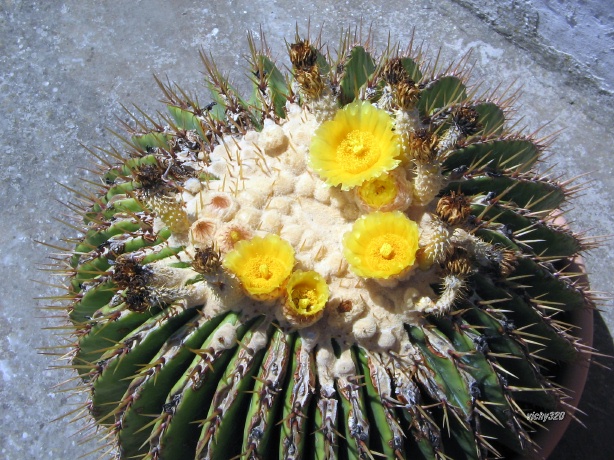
[222,234,295,300]
[284,270,329,327]
[343,211,420,279]
[309,100,401,190]
[355,168,413,212]
[357,173,399,209]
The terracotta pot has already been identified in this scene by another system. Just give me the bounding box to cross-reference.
[526,255,593,459]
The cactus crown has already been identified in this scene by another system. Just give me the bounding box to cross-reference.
[54,27,596,460]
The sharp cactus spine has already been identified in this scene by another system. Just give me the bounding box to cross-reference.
[51,27,598,459]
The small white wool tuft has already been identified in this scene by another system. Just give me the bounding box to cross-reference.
[273,171,296,196]
[413,162,445,206]
[248,329,270,352]
[233,208,261,227]
[299,229,317,250]
[353,316,378,340]
[184,177,202,194]
[281,144,308,174]
[243,130,259,144]
[298,327,320,350]
[377,328,398,349]
[333,349,356,378]
[260,123,289,156]
[210,322,238,351]
[266,196,292,214]
[317,252,348,280]
[259,210,283,233]
[313,184,332,204]
[316,345,335,388]
[295,173,316,197]
[208,159,228,179]
[280,223,305,247]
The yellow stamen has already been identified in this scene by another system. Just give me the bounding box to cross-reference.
[337,130,379,173]
[259,264,271,279]
[294,286,319,312]
[230,230,241,242]
[379,242,394,259]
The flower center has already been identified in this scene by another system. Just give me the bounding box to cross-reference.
[259,263,271,279]
[230,230,241,242]
[337,130,380,173]
[366,234,411,272]
[379,242,394,259]
[358,174,398,208]
[292,285,318,312]
[243,256,284,289]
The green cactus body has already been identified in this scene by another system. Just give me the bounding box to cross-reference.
[57,30,595,459]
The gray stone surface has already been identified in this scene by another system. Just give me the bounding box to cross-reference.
[1,0,612,458]
[452,0,614,92]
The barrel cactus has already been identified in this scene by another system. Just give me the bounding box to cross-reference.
[58,29,595,459]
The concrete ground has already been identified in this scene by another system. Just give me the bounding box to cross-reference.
[1,1,612,458]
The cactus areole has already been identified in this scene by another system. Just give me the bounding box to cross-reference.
[57,30,596,459]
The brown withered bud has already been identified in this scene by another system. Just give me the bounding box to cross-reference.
[382,58,410,85]
[499,249,519,277]
[407,128,438,162]
[192,244,222,275]
[453,106,482,136]
[396,81,420,110]
[112,256,154,313]
[436,192,471,226]
[381,58,418,109]
[124,286,152,312]
[289,41,325,99]
[444,247,473,276]
[112,257,152,290]
[295,67,325,99]
[337,299,353,313]
[289,41,318,70]
[133,162,164,189]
